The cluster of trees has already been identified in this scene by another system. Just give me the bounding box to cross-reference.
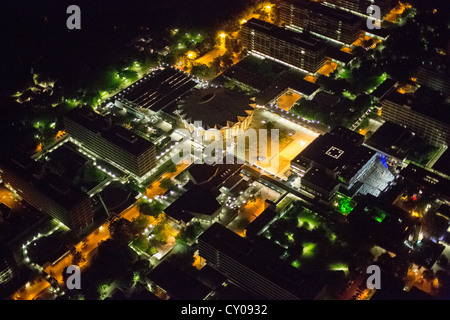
[265,205,374,275]
[61,238,153,300]
[138,200,165,218]
[177,222,204,244]
[291,94,373,128]
[159,177,177,191]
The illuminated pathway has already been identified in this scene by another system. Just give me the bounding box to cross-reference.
[12,162,189,300]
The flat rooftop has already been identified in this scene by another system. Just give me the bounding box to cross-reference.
[1,154,89,210]
[65,107,155,157]
[164,185,221,221]
[400,164,450,201]
[371,78,397,99]
[325,45,355,64]
[245,203,277,236]
[244,18,326,52]
[302,166,339,192]
[147,261,211,300]
[383,89,450,125]
[199,222,327,300]
[120,67,198,112]
[256,69,319,105]
[292,127,375,180]
[285,0,363,24]
[365,121,412,159]
[433,148,450,177]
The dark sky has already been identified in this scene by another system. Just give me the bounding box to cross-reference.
[1,0,253,95]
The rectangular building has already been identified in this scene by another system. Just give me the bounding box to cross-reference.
[291,126,377,195]
[323,0,395,19]
[198,223,327,300]
[64,107,156,177]
[380,90,450,147]
[241,18,327,73]
[0,154,94,230]
[281,0,363,45]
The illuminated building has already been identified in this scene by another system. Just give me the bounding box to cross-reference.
[177,87,255,139]
[280,0,363,45]
[115,67,198,115]
[198,222,328,300]
[64,107,156,177]
[291,126,377,198]
[380,89,450,147]
[0,245,16,287]
[241,18,327,74]
[0,154,94,230]
[323,0,395,20]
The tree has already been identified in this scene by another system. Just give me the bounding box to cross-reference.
[130,214,151,234]
[152,217,172,243]
[178,221,204,243]
[72,251,86,266]
[160,177,176,190]
[133,259,152,279]
[138,201,165,217]
[167,163,177,173]
[132,235,149,253]
[109,218,133,243]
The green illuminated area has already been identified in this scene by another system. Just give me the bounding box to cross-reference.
[372,208,387,223]
[265,202,373,276]
[302,242,316,258]
[332,194,357,216]
[291,260,300,268]
[329,262,349,275]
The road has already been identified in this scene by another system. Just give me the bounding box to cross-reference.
[12,162,189,300]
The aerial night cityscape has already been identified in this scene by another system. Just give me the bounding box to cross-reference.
[0,0,449,308]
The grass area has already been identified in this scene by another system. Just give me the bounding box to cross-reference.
[332,193,357,216]
[264,202,372,276]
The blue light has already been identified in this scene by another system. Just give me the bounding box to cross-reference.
[380,155,388,168]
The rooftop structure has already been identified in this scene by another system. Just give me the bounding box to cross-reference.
[147,261,212,300]
[281,0,363,45]
[292,126,376,187]
[177,87,255,138]
[198,222,329,300]
[365,121,414,161]
[116,67,198,113]
[380,88,450,146]
[241,18,327,73]
[400,164,450,202]
[64,107,156,177]
[0,154,94,230]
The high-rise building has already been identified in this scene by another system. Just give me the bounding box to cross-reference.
[198,223,328,300]
[380,90,450,147]
[0,245,16,287]
[64,107,156,177]
[323,0,395,19]
[241,18,327,73]
[0,154,94,230]
[291,126,376,198]
[281,0,363,45]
